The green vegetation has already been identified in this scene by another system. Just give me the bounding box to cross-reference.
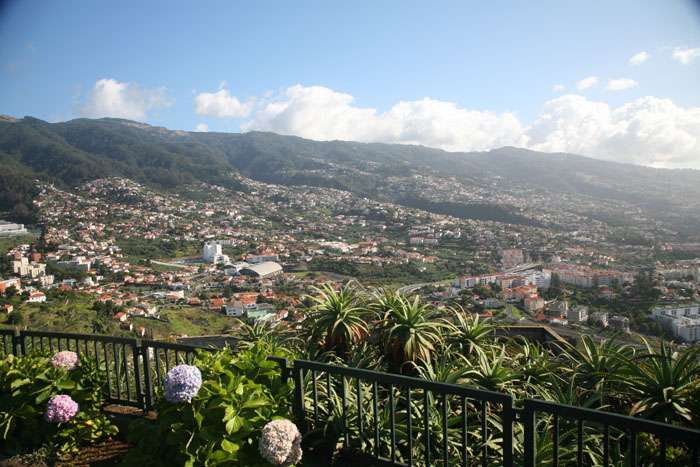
[0,349,118,461]
[124,344,293,466]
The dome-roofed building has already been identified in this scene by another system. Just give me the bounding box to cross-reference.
[239,261,283,278]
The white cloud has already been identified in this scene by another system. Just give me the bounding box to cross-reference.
[194,89,254,118]
[207,83,700,169]
[75,78,171,120]
[606,78,638,91]
[577,76,599,90]
[630,51,649,64]
[241,85,526,152]
[194,123,208,132]
[672,46,700,64]
[553,84,565,92]
[525,94,700,168]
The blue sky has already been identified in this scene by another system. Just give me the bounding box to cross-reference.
[1,1,700,168]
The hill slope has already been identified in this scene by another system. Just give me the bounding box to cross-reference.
[1,116,698,227]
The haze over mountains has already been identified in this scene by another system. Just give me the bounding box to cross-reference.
[1,115,699,233]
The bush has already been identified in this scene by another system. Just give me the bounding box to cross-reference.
[0,349,118,456]
[124,343,298,466]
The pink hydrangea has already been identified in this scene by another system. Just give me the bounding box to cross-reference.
[45,395,79,423]
[50,351,79,371]
[258,419,302,466]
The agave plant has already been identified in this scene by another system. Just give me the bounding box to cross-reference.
[305,283,369,357]
[463,345,522,394]
[560,334,633,408]
[620,338,700,425]
[447,307,497,359]
[373,293,448,369]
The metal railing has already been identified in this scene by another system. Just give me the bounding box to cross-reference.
[0,329,288,412]
[2,329,699,466]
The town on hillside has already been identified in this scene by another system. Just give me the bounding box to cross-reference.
[1,176,699,344]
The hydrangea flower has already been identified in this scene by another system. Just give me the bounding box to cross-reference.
[50,350,79,371]
[163,364,202,403]
[258,419,302,466]
[45,395,79,423]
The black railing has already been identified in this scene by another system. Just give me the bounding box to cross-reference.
[2,329,699,466]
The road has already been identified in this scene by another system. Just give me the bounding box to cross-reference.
[396,280,453,295]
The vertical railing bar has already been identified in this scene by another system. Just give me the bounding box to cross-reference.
[462,397,468,467]
[553,414,559,467]
[373,381,379,459]
[93,340,98,366]
[154,348,163,386]
[441,393,449,466]
[131,341,144,409]
[40,336,45,350]
[631,430,637,467]
[577,419,583,467]
[603,424,609,467]
[142,342,154,411]
[175,350,181,365]
[123,344,131,401]
[407,388,413,467]
[341,375,348,448]
[57,337,62,351]
[481,400,487,467]
[312,370,319,425]
[356,378,363,439]
[390,384,396,464]
[165,349,171,373]
[424,389,430,466]
[114,343,122,400]
[102,341,112,398]
[660,437,667,467]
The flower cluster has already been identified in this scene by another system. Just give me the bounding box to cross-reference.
[258,419,302,466]
[163,365,202,403]
[45,395,79,423]
[50,350,79,371]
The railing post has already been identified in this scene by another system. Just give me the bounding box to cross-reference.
[142,341,154,412]
[12,329,22,356]
[131,341,145,412]
[292,365,306,434]
[523,399,536,467]
[502,399,515,467]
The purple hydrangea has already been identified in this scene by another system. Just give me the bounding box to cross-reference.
[258,419,302,466]
[45,395,79,423]
[163,365,202,403]
[50,351,80,371]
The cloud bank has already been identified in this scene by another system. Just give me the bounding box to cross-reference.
[196,84,700,169]
[75,78,171,120]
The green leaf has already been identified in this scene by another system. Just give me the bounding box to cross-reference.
[220,439,239,454]
[10,378,30,390]
[225,415,243,435]
[56,379,77,390]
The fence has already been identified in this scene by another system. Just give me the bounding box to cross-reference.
[2,329,699,466]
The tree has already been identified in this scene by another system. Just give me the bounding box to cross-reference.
[6,309,24,325]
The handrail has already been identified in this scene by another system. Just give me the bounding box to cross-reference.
[2,329,699,466]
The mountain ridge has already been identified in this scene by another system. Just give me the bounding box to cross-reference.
[1,115,698,228]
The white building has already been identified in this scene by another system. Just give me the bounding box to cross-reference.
[652,305,700,342]
[0,221,28,237]
[203,242,230,264]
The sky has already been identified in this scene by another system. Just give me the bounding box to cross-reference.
[1,0,700,169]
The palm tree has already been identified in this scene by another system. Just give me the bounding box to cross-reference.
[305,283,369,357]
[373,293,448,369]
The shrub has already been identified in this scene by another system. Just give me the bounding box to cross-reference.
[124,343,297,466]
[0,348,118,456]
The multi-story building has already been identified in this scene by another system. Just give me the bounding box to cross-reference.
[203,242,230,264]
[500,249,524,270]
[547,300,568,319]
[610,315,630,333]
[590,311,609,326]
[652,305,700,342]
[568,305,589,323]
